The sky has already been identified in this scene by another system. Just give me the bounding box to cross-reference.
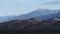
[0,0,60,16]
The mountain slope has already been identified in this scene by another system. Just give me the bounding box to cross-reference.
[15,9,60,20]
[0,16,16,22]
[0,18,60,30]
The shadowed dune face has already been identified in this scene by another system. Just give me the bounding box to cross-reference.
[0,18,60,30]
[54,18,60,21]
[7,19,21,24]
[27,18,42,24]
[42,18,60,24]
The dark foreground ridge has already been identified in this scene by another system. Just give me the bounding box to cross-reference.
[0,18,60,32]
[0,30,59,33]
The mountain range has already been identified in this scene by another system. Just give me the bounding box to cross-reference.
[0,9,60,31]
[0,9,60,22]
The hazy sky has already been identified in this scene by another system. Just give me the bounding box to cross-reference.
[0,0,60,16]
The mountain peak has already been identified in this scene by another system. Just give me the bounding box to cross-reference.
[33,9,58,15]
[9,9,60,20]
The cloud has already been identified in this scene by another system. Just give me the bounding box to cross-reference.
[44,1,60,4]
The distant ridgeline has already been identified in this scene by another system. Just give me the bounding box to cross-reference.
[0,9,60,22]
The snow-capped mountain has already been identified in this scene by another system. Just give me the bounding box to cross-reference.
[0,9,60,22]
[15,9,60,20]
